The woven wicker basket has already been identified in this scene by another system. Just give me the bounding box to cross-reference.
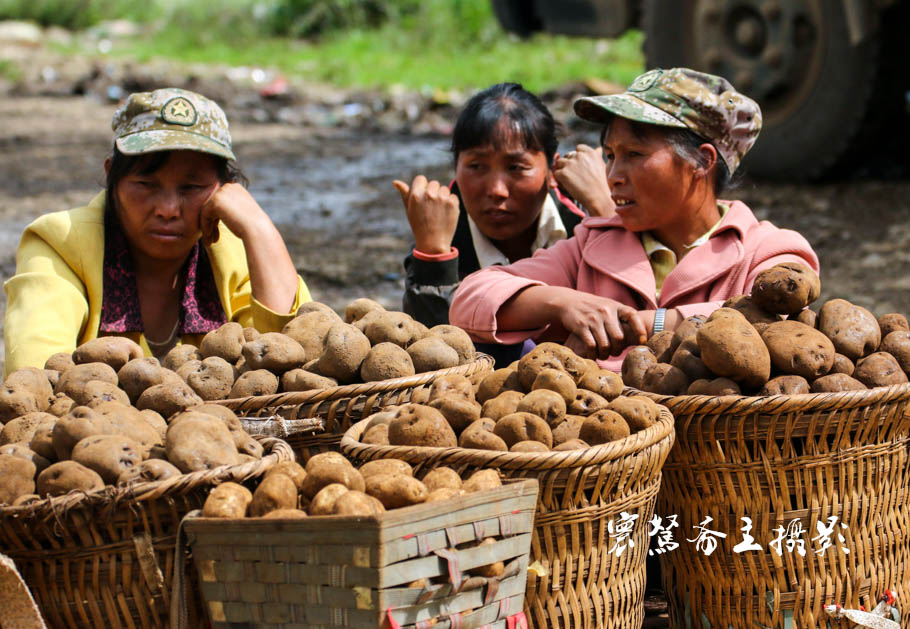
[0,437,294,629]
[218,354,495,460]
[340,407,676,629]
[176,478,539,629]
[636,384,910,628]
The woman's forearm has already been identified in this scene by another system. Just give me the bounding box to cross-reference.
[240,220,299,314]
[497,285,574,331]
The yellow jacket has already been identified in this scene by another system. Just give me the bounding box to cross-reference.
[3,192,310,376]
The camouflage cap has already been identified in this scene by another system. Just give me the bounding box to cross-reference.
[574,68,762,173]
[112,87,235,161]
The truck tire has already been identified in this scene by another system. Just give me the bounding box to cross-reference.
[491,0,540,37]
[642,0,881,180]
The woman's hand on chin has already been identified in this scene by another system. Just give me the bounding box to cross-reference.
[200,183,271,245]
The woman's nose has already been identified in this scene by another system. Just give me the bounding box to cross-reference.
[154,190,181,219]
[607,160,626,188]
[486,174,509,200]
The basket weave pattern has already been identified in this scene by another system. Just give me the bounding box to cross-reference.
[638,385,910,628]
[341,407,676,629]
[0,437,294,629]
[220,354,494,459]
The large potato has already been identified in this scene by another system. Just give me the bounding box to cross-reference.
[76,380,130,408]
[517,346,565,391]
[229,370,279,398]
[607,396,659,432]
[364,473,428,509]
[117,358,164,404]
[0,454,37,504]
[359,459,413,479]
[481,390,524,422]
[333,491,385,516]
[407,337,459,373]
[428,374,474,403]
[242,333,306,373]
[51,406,118,460]
[810,373,867,393]
[360,343,415,382]
[761,320,835,379]
[646,330,677,363]
[568,388,609,415]
[117,459,182,485]
[200,322,245,363]
[879,331,910,372]
[818,299,880,362]
[532,368,578,404]
[641,363,690,395]
[136,383,203,419]
[71,434,143,484]
[163,344,202,372]
[165,412,240,473]
[621,346,657,390]
[202,482,253,518]
[687,378,741,396]
[575,369,622,402]
[493,412,553,449]
[697,308,771,389]
[459,423,508,451]
[281,368,337,392]
[55,362,118,399]
[72,337,143,371]
[426,325,475,364]
[429,395,481,433]
[579,409,630,445]
[302,452,365,499]
[249,473,299,516]
[759,375,810,396]
[37,461,104,497]
[5,367,54,409]
[314,323,371,383]
[722,295,781,325]
[0,444,49,475]
[361,311,423,349]
[309,483,350,515]
[751,263,820,314]
[516,389,566,427]
[669,339,713,382]
[0,411,55,446]
[266,461,308,492]
[421,467,461,492]
[185,356,236,401]
[344,298,385,324]
[463,469,501,493]
[387,404,457,447]
[282,311,337,362]
[45,352,75,373]
[476,368,522,404]
[296,300,339,317]
[879,313,910,338]
[853,352,908,388]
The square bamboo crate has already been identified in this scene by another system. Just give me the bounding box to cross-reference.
[182,478,538,628]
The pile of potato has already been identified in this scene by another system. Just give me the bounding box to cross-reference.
[358,342,662,452]
[163,298,476,398]
[625,262,910,396]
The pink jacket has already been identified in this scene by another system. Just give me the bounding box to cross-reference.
[450,200,819,369]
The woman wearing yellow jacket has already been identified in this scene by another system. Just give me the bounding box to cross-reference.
[3,88,309,376]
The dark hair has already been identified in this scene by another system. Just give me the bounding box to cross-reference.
[103,147,248,220]
[600,118,737,195]
[451,82,559,166]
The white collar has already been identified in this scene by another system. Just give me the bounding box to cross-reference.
[467,193,567,268]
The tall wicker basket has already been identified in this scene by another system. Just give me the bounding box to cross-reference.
[341,406,676,629]
[0,437,294,629]
[637,384,910,628]
[218,354,494,460]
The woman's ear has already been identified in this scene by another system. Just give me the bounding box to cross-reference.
[547,167,558,189]
[103,156,112,177]
[696,143,718,177]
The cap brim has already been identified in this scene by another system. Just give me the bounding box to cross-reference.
[116,129,235,161]
[574,94,688,129]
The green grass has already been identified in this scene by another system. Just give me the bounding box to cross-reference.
[0,59,22,82]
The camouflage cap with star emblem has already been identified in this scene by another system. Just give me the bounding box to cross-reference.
[574,67,762,173]
[111,87,235,161]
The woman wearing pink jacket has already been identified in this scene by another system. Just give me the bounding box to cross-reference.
[449,68,819,370]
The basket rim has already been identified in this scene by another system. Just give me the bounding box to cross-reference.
[0,437,293,520]
[216,353,494,412]
[627,382,910,416]
[340,406,675,470]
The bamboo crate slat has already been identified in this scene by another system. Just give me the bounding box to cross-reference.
[635,384,910,628]
[218,354,494,460]
[0,437,294,629]
[179,478,539,629]
[340,406,676,629]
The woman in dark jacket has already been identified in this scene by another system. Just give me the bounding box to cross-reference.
[395,82,613,365]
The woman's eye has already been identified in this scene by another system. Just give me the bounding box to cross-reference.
[604,153,615,161]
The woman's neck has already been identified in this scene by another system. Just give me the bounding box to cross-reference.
[652,187,720,260]
[493,217,539,264]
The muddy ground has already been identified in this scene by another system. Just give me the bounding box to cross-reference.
[1,38,909,377]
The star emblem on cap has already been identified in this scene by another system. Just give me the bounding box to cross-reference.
[161,97,197,126]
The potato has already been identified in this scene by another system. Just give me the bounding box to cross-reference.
[360,343,416,382]
[202,482,253,518]
[117,459,182,485]
[476,368,522,404]
[72,337,143,371]
[482,391,524,422]
[46,393,75,417]
[879,331,910,372]
[294,301,337,317]
[607,396,659,432]
[579,409,630,445]
[0,411,55,445]
[426,487,464,502]
[554,439,591,451]
[697,308,771,388]
[621,346,657,390]
[200,322,245,363]
[751,262,820,314]
[388,404,457,447]
[5,367,54,408]
[429,396,482,433]
[27,418,57,461]
[309,483,350,515]
[191,404,242,432]
[427,325,475,364]
[493,412,553,449]
[37,460,104,497]
[0,385,39,423]
[242,333,307,374]
[76,380,131,408]
[517,346,565,392]
[302,452,365,499]
[364,473,429,509]
[762,320,836,379]
[71,434,143,484]
[333,490,385,516]
[686,378,741,396]
[264,508,308,519]
[532,368,578,405]
[879,313,910,338]
[165,412,240,473]
[163,344,202,371]
[0,454,36,504]
[362,424,390,445]
[54,362,118,399]
[853,352,908,388]
[829,353,855,376]
[345,298,385,324]
[810,373,867,393]
[359,459,413,479]
[0,443,50,474]
[641,363,690,396]
[552,415,585,446]
[184,356,235,401]
[818,299,881,361]
[669,339,713,382]
[517,389,566,428]
[722,295,781,327]
[45,352,75,373]
[249,472,299,516]
[176,359,202,383]
[314,323,371,383]
[281,368,337,392]
[575,369,622,402]
[511,440,550,453]
[429,374,475,403]
[463,469,501,493]
[232,431,264,459]
[265,461,308,492]
[459,424,508,451]
[795,309,818,328]
[137,383,203,419]
[470,538,505,578]
[361,311,423,349]
[407,337,459,374]
[568,389,610,415]
[51,406,115,460]
[229,370,279,398]
[759,375,810,395]
[282,311,338,362]
[672,315,708,345]
[647,330,677,363]
[116,358,164,404]
[421,467,461,492]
